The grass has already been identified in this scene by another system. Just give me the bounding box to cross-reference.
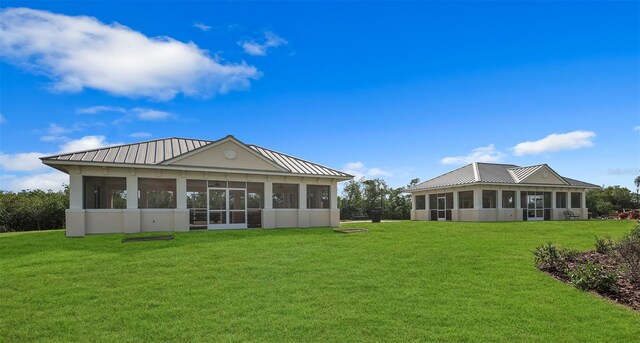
[1,221,639,342]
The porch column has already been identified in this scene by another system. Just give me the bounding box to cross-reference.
[263,181,275,228]
[124,175,141,234]
[69,173,83,209]
[410,194,416,220]
[298,183,309,227]
[176,177,187,209]
[497,190,503,208]
[582,190,588,219]
[330,181,340,227]
[474,189,482,209]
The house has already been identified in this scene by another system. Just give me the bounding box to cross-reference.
[41,135,353,237]
[404,163,599,221]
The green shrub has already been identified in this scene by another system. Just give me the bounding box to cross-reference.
[568,262,617,294]
[533,242,577,272]
[594,235,614,254]
[615,226,640,282]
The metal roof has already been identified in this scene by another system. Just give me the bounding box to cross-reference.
[41,136,352,178]
[405,162,599,192]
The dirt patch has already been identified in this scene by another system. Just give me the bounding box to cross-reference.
[334,228,369,233]
[540,251,639,311]
[122,235,174,243]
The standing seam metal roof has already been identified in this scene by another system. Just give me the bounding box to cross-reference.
[405,162,598,191]
[41,136,352,178]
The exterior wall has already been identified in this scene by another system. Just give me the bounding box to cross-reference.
[63,165,341,236]
[410,184,590,222]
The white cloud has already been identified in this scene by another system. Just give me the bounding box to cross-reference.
[239,31,288,56]
[0,7,261,100]
[0,114,4,124]
[441,144,505,165]
[193,22,211,32]
[133,108,171,121]
[343,161,392,179]
[0,171,68,191]
[634,126,640,133]
[47,123,71,135]
[512,130,596,156]
[0,135,117,174]
[0,152,48,171]
[76,106,126,114]
[58,135,115,153]
[130,132,152,138]
[40,135,67,142]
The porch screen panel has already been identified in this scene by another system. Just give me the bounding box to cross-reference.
[83,176,127,209]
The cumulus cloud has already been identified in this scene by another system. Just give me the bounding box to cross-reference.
[512,131,596,156]
[58,135,115,153]
[193,22,211,32]
[343,161,392,179]
[441,144,505,165]
[0,135,117,173]
[0,171,69,191]
[0,152,48,171]
[76,106,126,114]
[239,31,288,56]
[0,135,120,191]
[0,7,261,100]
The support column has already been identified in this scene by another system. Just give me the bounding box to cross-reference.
[65,173,85,237]
[410,194,416,220]
[582,190,588,219]
[330,181,340,227]
[174,177,189,231]
[298,183,309,228]
[551,191,556,221]
[452,191,459,221]
[124,175,141,234]
[262,181,275,228]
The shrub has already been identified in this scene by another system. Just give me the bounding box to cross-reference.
[619,212,629,220]
[568,262,617,294]
[630,211,639,220]
[594,236,614,254]
[533,242,577,272]
[615,226,640,282]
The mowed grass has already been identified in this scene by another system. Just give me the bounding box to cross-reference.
[1,221,639,342]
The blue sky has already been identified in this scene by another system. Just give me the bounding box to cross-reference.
[0,1,638,192]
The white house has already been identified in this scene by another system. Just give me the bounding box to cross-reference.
[41,135,353,237]
[405,162,600,221]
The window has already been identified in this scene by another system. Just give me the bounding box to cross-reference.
[247,183,264,209]
[138,178,176,209]
[502,191,515,208]
[415,195,426,210]
[307,185,330,209]
[429,194,438,209]
[273,183,298,209]
[83,176,126,209]
[571,192,581,208]
[186,180,207,229]
[482,190,497,208]
[556,192,567,208]
[459,191,474,209]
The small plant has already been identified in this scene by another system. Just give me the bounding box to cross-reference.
[568,261,617,294]
[630,211,639,220]
[619,212,629,220]
[594,235,613,254]
[615,226,640,282]
[533,242,577,272]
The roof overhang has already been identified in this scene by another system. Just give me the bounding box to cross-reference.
[41,159,353,181]
[404,181,600,193]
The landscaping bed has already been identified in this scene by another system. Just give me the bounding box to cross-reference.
[535,225,640,312]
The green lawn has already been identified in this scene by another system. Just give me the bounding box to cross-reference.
[1,221,639,342]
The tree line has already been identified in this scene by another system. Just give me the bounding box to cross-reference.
[0,187,69,232]
[338,178,419,220]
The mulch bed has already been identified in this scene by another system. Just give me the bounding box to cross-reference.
[540,251,639,311]
[334,228,369,233]
[122,235,174,243]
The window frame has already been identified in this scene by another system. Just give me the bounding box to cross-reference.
[272,183,299,209]
[415,195,426,210]
[501,190,515,208]
[482,190,497,209]
[459,190,474,209]
[307,185,330,209]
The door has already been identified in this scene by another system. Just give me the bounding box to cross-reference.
[437,196,447,221]
[527,194,544,221]
[208,187,247,229]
